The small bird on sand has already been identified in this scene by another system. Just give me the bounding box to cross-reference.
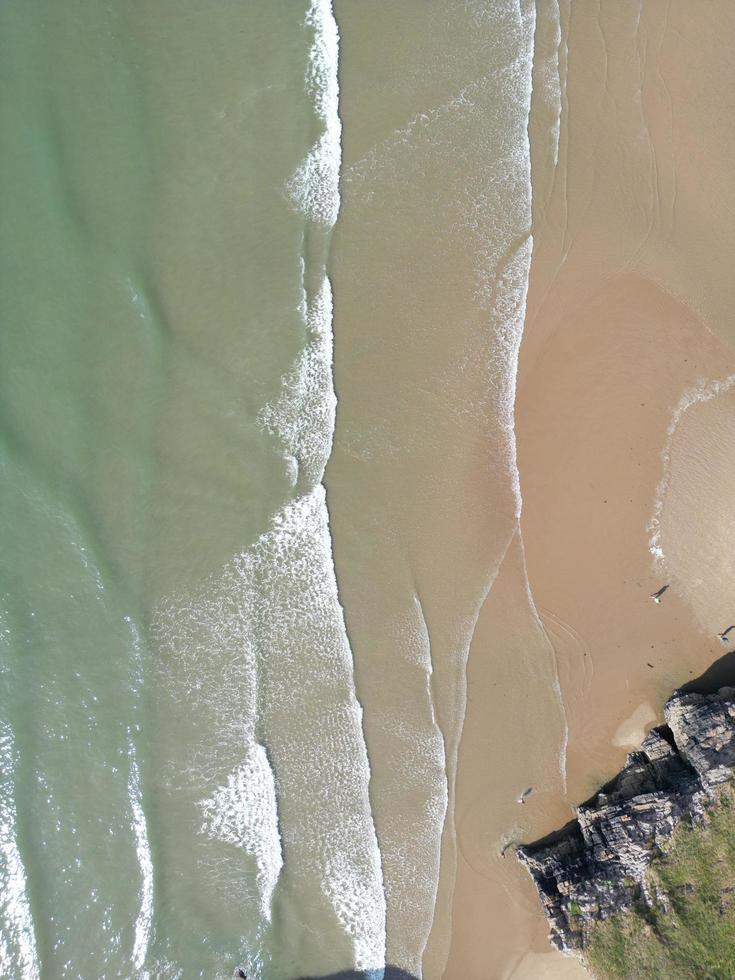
[650,585,670,604]
[517,787,533,805]
[718,626,735,644]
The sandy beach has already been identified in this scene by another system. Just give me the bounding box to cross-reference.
[445,1,735,977]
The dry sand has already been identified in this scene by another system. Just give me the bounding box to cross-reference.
[446,2,735,978]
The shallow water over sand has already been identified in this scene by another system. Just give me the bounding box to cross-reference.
[328,2,570,976]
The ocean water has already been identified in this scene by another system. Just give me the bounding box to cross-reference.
[0,1,540,978]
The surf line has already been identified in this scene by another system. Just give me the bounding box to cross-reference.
[647,374,735,570]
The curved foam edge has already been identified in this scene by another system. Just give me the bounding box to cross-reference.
[647,375,735,572]
[200,746,283,923]
[257,276,337,490]
[250,486,387,972]
[129,754,154,975]
[535,0,563,167]
[285,0,341,226]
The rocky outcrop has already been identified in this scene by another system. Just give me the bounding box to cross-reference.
[517,686,735,952]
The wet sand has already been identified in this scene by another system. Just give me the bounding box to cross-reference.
[518,276,735,800]
[447,2,735,977]
[447,533,579,979]
[656,384,735,638]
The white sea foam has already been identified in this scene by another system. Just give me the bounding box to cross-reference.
[237,486,386,972]
[156,1,387,970]
[257,276,336,489]
[200,747,282,924]
[647,375,735,570]
[550,1,563,167]
[515,0,568,798]
[154,545,284,953]
[488,234,535,519]
[286,0,341,226]
[155,485,386,973]
[122,616,153,977]
[266,0,386,964]
[531,0,562,168]
[0,721,40,980]
[128,755,153,976]
[341,3,537,515]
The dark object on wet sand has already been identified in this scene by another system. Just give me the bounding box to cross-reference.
[517,686,735,952]
[650,584,669,603]
[517,786,533,804]
[718,625,735,643]
[235,971,247,979]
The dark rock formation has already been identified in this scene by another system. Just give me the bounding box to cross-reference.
[517,686,735,952]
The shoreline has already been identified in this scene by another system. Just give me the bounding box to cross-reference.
[447,2,735,977]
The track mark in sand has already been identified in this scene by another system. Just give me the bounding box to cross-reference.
[538,606,594,698]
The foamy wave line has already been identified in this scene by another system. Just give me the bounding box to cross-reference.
[286,0,341,225]
[129,755,153,976]
[279,19,387,969]
[0,721,39,980]
[200,747,283,924]
[247,486,386,971]
[403,592,449,976]
[154,487,386,971]
[257,276,336,490]
[496,235,534,521]
[647,375,735,570]
[542,0,562,166]
[158,2,387,969]
[496,0,537,525]
[122,617,153,977]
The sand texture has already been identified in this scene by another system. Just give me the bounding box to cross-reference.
[446,2,735,977]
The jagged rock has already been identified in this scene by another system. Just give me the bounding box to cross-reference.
[666,689,735,786]
[517,687,735,953]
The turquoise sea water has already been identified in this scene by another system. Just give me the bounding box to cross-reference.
[1,2,352,975]
[0,1,539,977]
